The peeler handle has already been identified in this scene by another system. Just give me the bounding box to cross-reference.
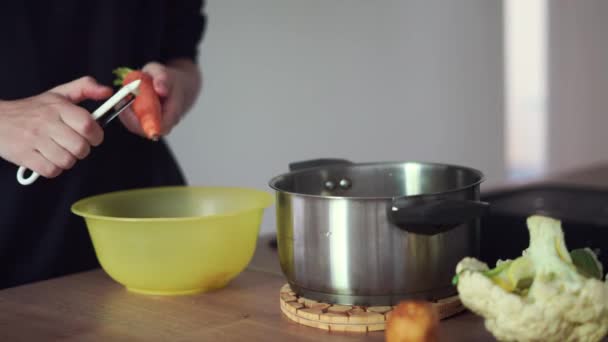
[15,79,141,186]
[17,166,40,185]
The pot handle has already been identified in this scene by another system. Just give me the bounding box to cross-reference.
[387,197,489,235]
[288,158,354,171]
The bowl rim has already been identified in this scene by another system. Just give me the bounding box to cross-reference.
[70,185,274,222]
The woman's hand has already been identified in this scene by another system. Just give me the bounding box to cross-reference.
[0,76,112,178]
[119,59,202,137]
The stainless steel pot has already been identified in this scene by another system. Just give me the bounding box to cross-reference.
[268,159,488,306]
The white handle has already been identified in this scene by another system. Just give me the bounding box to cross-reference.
[17,166,40,185]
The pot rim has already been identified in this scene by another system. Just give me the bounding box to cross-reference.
[268,160,485,200]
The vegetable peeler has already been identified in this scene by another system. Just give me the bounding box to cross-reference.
[16,79,141,186]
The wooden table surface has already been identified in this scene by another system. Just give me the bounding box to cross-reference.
[2,162,608,341]
[0,237,492,342]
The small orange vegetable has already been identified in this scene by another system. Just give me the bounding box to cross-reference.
[113,67,162,140]
[385,301,439,342]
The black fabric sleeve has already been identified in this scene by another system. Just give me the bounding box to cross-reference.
[161,0,207,63]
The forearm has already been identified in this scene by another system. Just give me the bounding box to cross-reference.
[167,58,201,114]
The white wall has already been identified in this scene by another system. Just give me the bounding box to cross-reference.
[167,0,505,234]
[547,1,608,173]
[504,0,547,180]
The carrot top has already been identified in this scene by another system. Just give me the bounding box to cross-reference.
[112,67,135,86]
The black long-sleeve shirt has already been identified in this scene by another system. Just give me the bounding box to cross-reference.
[0,0,206,289]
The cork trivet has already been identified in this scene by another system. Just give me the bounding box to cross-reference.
[279,284,465,333]
[311,303,331,311]
[348,311,384,324]
[284,301,304,314]
[319,312,349,324]
[298,307,324,321]
[347,307,366,315]
[327,305,352,314]
[367,306,392,314]
[280,293,297,303]
[280,284,291,293]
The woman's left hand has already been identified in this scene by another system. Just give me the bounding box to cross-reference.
[119,59,202,138]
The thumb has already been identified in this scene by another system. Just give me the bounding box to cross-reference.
[142,62,170,97]
[50,76,113,103]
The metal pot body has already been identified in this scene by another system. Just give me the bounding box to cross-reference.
[270,160,485,306]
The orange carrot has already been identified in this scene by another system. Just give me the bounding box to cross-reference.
[113,67,162,140]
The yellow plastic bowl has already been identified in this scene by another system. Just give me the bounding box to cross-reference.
[71,186,273,296]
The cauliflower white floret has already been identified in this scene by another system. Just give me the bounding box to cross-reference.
[455,215,608,342]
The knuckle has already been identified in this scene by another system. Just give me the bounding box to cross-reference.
[95,129,105,146]
[78,118,102,144]
[74,140,90,159]
[41,163,61,178]
[22,127,39,142]
[80,75,96,85]
[80,118,96,134]
[145,61,165,74]
[60,154,76,170]
[49,166,62,178]
[22,125,47,145]
[146,61,161,68]
[157,67,168,76]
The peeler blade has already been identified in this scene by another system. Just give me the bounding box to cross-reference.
[98,95,135,127]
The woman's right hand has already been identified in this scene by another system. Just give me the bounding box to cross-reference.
[0,76,112,179]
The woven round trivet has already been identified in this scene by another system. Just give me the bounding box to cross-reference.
[279,284,465,333]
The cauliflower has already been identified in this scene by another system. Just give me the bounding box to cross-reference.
[454,215,608,342]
